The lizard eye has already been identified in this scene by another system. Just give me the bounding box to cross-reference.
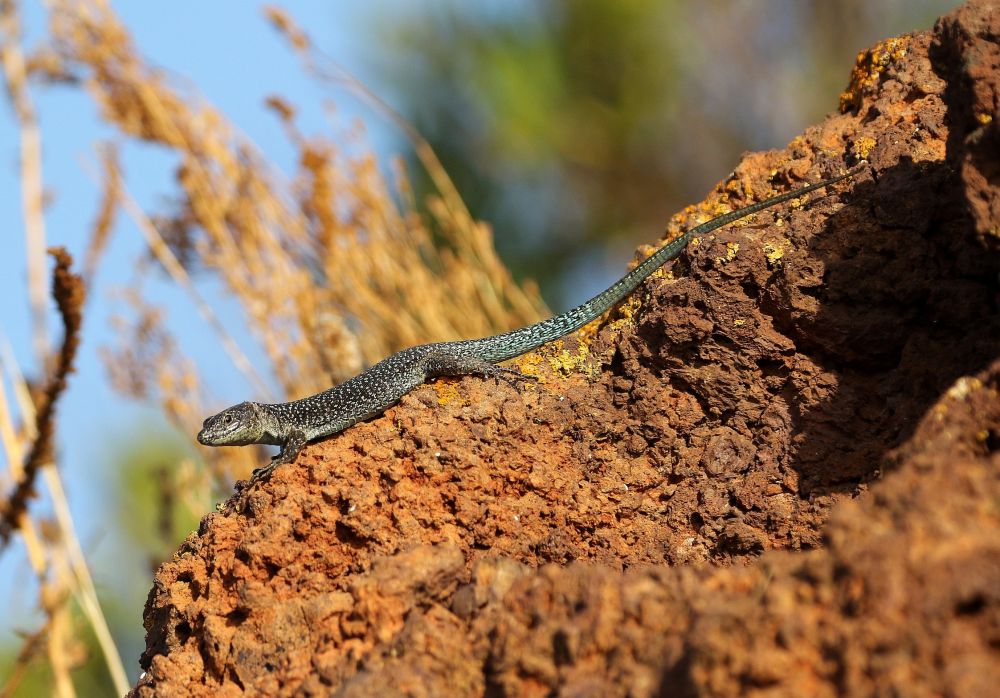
[224,415,233,424]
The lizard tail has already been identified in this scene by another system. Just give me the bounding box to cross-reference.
[473,164,862,363]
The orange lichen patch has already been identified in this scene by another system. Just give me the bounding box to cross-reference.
[945,376,983,401]
[786,137,806,154]
[615,295,642,323]
[510,307,624,385]
[724,176,754,204]
[785,190,824,211]
[646,266,674,286]
[670,198,732,232]
[706,199,736,219]
[840,37,910,112]
[432,379,465,407]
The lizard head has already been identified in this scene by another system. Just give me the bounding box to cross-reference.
[197,401,266,446]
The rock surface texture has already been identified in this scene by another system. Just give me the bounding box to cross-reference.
[131,2,1000,696]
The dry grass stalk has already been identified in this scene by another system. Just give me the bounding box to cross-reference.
[44,541,77,698]
[264,4,548,326]
[0,0,50,361]
[0,624,46,698]
[43,466,130,694]
[81,143,120,287]
[102,290,262,480]
[117,178,273,399]
[0,340,130,695]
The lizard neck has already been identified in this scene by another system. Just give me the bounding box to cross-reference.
[256,403,292,445]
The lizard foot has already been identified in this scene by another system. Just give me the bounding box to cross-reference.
[249,456,283,483]
[424,352,537,389]
[249,429,307,483]
[477,362,538,389]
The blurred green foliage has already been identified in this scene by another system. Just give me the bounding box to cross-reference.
[0,611,119,697]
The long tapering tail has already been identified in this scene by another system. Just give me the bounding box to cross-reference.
[473,163,862,363]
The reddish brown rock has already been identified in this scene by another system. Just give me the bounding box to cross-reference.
[132,2,1000,695]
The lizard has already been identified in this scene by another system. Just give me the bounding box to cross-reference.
[197,163,861,482]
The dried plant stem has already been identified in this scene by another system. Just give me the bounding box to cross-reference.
[12,511,46,573]
[0,365,45,567]
[47,550,76,698]
[82,144,121,288]
[44,466,130,695]
[0,351,26,481]
[263,6,473,229]
[0,0,50,361]
[0,625,46,698]
[0,357,59,692]
[1,339,129,696]
[117,181,274,399]
[0,249,84,547]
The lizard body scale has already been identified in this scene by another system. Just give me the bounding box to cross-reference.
[198,166,858,480]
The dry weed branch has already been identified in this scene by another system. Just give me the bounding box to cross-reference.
[82,143,120,287]
[43,466,130,694]
[0,248,85,547]
[0,625,47,698]
[116,180,273,399]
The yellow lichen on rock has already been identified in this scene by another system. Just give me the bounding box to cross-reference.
[546,340,601,379]
[840,37,910,112]
[715,242,739,265]
[763,242,785,267]
[433,379,465,406]
[852,136,877,160]
[513,338,601,384]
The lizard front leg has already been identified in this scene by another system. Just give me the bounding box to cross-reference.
[251,428,308,482]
